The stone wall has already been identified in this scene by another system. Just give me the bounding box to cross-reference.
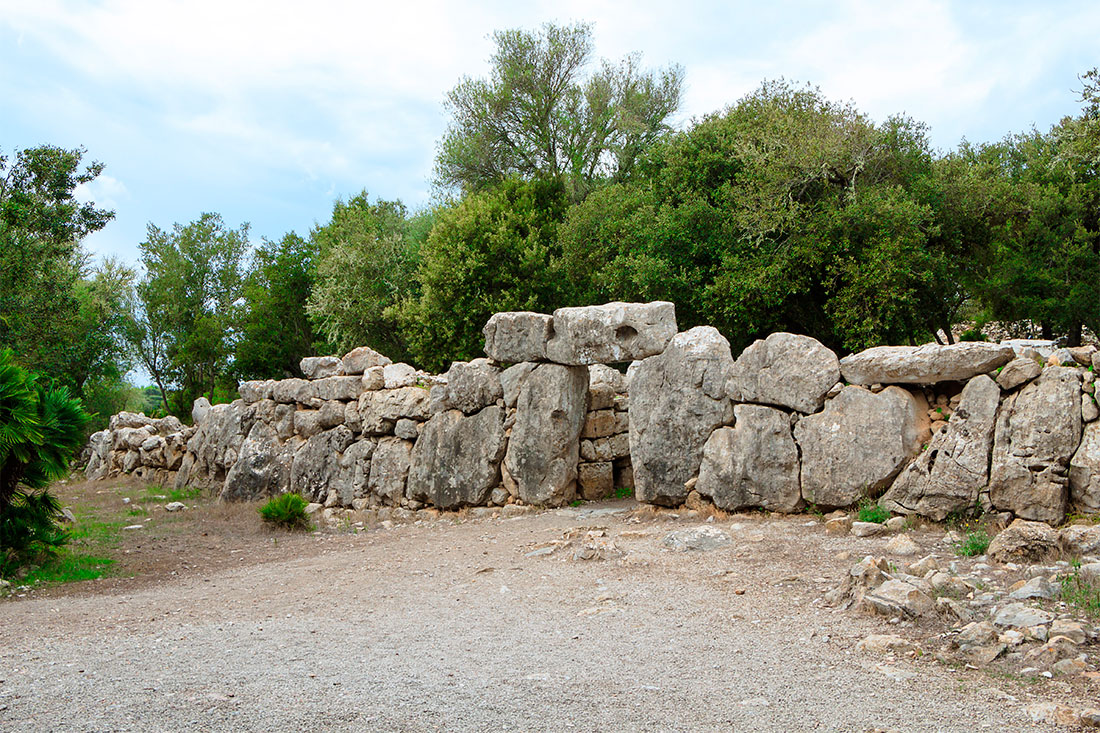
[85,301,1100,524]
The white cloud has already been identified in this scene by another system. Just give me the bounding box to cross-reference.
[74,173,129,212]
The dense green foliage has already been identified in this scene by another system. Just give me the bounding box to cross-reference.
[234,232,323,380]
[397,177,569,371]
[128,213,249,414]
[436,22,683,202]
[0,146,134,423]
[306,193,427,363]
[4,29,1097,423]
[0,350,90,576]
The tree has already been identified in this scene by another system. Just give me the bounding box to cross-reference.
[558,80,963,353]
[306,193,426,362]
[0,146,116,386]
[0,349,89,576]
[969,127,1099,344]
[129,213,248,415]
[234,232,324,380]
[397,177,569,371]
[436,22,684,202]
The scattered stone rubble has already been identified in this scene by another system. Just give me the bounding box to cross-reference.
[85,301,1098,526]
[832,517,1100,729]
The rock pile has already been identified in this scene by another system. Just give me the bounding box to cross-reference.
[86,301,1100,525]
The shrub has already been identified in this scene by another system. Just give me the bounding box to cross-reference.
[1061,560,1100,618]
[1,349,89,577]
[258,493,311,531]
[954,528,991,557]
[857,497,889,524]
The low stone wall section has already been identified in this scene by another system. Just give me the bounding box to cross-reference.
[86,302,1100,524]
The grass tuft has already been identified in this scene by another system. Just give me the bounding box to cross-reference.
[258,493,312,531]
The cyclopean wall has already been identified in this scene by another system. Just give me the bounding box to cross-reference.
[85,301,1100,524]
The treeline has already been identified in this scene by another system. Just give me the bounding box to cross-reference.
[2,23,1097,428]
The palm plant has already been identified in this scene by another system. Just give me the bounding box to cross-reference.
[1,349,89,576]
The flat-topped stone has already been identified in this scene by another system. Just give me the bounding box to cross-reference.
[840,342,1015,385]
[483,311,553,363]
[544,301,677,366]
[300,355,344,380]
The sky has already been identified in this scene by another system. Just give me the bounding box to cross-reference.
[2,0,1098,268]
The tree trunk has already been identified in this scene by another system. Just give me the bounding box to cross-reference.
[1067,322,1082,347]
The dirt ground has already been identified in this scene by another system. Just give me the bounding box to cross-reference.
[1,479,1097,732]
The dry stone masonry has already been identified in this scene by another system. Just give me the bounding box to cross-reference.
[86,301,1099,525]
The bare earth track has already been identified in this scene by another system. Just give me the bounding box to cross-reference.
[1,482,1095,732]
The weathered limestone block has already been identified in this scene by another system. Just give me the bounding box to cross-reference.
[1070,421,1100,513]
[84,430,111,480]
[501,362,537,408]
[881,375,1001,520]
[341,345,391,375]
[394,418,419,440]
[334,439,374,504]
[176,400,254,489]
[274,403,296,440]
[581,409,619,439]
[300,355,344,379]
[271,378,310,404]
[578,461,614,500]
[361,366,385,391]
[311,376,365,402]
[630,326,734,506]
[794,386,924,508]
[221,422,291,501]
[726,332,840,414]
[293,409,324,438]
[290,425,354,502]
[989,367,1082,523]
[238,380,272,404]
[587,364,625,410]
[840,342,1015,385]
[483,311,553,363]
[996,357,1042,391]
[502,364,588,505]
[987,518,1059,563]
[360,387,431,428]
[382,363,419,389]
[109,411,155,431]
[696,404,801,512]
[406,406,506,510]
[544,301,677,365]
[367,437,414,505]
[192,396,212,425]
[445,358,503,414]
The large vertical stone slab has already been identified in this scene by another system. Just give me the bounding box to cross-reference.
[630,326,734,506]
[794,386,925,508]
[695,404,801,512]
[368,437,414,505]
[880,375,1001,520]
[406,405,506,510]
[221,422,293,501]
[544,301,677,365]
[289,425,354,503]
[726,332,840,414]
[502,364,589,505]
[1070,421,1100,513]
[989,367,1083,523]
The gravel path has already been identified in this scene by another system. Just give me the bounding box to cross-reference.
[0,507,1075,732]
